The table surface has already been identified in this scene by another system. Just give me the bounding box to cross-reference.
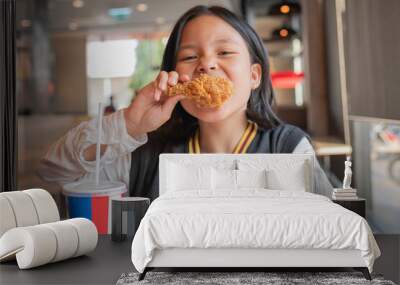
[332,198,366,202]
[1,235,399,285]
[312,136,352,156]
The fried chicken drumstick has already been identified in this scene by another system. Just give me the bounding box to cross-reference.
[167,74,233,108]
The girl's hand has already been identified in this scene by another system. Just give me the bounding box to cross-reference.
[123,71,190,138]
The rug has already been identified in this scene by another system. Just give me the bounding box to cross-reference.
[116,271,396,285]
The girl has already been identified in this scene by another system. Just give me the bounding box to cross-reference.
[39,6,333,200]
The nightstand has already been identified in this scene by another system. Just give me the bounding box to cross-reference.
[111,197,150,242]
[332,198,366,218]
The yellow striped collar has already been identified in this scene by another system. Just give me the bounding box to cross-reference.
[188,121,258,154]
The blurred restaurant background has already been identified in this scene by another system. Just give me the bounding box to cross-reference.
[9,0,400,233]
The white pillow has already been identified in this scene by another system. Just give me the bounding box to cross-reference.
[236,169,268,189]
[167,162,212,191]
[266,167,306,191]
[237,159,308,191]
[211,168,268,190]
[212,168,237,190]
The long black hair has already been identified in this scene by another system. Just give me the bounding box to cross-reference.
[153,5,281,143]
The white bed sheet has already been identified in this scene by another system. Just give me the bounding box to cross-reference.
[131,189,380,273]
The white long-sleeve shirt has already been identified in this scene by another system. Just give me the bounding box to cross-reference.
[38,110,327,192]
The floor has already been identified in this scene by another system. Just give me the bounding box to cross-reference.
[0,235,399,285]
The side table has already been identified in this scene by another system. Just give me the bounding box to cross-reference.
[332,198,366,218]
[111,197,150,242]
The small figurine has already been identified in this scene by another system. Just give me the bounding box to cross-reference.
[342,156,353,189]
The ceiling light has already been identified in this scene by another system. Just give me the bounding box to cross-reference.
[280,5,290,14]
[272,26,297,39]
[155,17,165,24]
[136,3,148,12]
[69,22,78,30]
[72,0,84,8]
[21,19,31,28]
[279,28,289,37]
[108,7,132,20]
[268,1,301,16]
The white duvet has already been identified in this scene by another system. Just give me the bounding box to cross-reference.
[131,190,380,273]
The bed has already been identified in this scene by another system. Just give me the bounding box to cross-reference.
[131,154,380,280]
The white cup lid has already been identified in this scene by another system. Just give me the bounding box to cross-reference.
[62,181,127,197]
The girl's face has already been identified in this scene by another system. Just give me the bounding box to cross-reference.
[175,15,261,123]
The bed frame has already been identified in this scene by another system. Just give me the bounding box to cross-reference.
[137,154,372,281]
[139,249,371,280]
